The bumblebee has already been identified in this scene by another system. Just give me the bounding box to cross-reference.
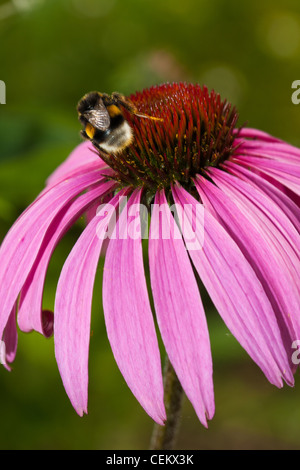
[77,91,162,154]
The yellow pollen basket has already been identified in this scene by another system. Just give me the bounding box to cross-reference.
[85,123,96,139]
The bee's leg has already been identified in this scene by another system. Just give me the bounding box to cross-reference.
[111,92,137,113]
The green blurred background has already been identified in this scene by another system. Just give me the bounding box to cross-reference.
[1,0,300,450]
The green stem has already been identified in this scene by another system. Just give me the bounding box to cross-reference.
[149,356,184,450]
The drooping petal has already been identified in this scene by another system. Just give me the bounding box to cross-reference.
[233,139,300,161]
[0,169,104,341]
[54,191,125,416]
[195,174,300,368]
[149,190,214,427]
[208,168,300,290]
[232,146,300,196]
[1,304,18,371]
[103,189,166,425]
[173,183,294,387]
[18,180,115,336]
[46,142,105,187]
[224,161,300,233]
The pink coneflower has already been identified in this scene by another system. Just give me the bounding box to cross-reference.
[0,83,299,429]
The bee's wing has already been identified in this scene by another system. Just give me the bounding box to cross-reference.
[86,100,110,130]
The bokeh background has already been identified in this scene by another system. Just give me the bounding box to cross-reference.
[1,0,300,450]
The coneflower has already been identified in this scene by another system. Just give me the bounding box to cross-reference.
[0,83,299,438]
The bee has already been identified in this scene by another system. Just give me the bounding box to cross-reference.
[77,91,162,154]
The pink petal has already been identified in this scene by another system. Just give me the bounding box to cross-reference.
[209,168,300,291]
[54,191,126,416]
[1,304,18,371]
[234,139,300,161]
[46,142,105,187]
[103,189,166,425]
[234,128,282,143]
[196,173,300,370]
[233,153,300,196]
[18,180,115,336]
[149,190,214,427]
[85,192,114,225]
[173,183,293,388]
[224,161,300,233]
[0,169,104,341]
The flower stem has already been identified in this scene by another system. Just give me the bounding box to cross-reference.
[149,356,184,450]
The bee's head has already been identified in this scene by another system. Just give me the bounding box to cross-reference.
[77,92,102,118]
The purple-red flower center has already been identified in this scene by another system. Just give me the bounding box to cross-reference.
[90,83,240,197]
